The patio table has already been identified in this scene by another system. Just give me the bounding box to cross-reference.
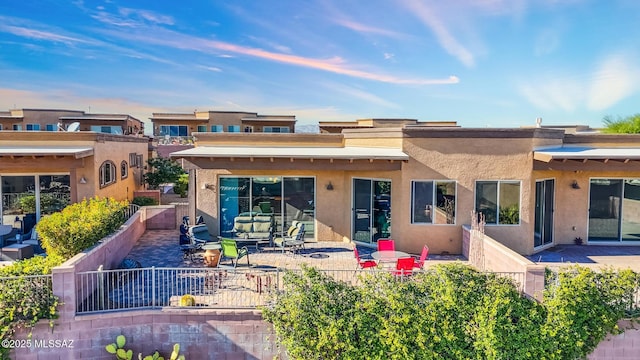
[371,250,410,262]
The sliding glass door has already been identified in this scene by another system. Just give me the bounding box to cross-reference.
[588,179,640,242]
[352,178,391,245]
[1,174,70,235]
[534,179,554,247]
[219,176,315,240]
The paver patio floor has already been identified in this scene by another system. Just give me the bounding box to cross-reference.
[126,230,465,270]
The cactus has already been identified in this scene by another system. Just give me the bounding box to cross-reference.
[106,335,184,360]
[179,294,195,306]
[105,335,133,360]
[170,344,185,360]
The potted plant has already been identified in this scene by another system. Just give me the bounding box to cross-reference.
[574,237,583,245]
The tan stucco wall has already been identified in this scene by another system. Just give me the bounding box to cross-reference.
[193,167,401,244]
[396,136,538,255]
[0,132,148,203]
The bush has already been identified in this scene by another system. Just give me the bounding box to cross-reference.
[173,173,189,197]
[263,263,639,360]
[36,197,129,259]
[0,255,64,359]
[131,196,158,206]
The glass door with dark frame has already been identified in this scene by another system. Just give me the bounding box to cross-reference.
[352,178,391,245]
[534,179,554,247]
[588,179,622,242]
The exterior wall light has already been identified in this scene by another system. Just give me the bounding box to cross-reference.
[571,180,580,189]
[79,176,87,184]
[326,182,334,191]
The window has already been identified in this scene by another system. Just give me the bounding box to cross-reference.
[129,153,138,167]
[90,125,122,134]
[475,181,521,225]
[228,125,240,133]
[13,124,22,130]
[211,125,223,132]
[243,126,253,133]
[197,125,207,132]
[26,124,40,131]
[46,124,57,131]
[411,181,456,224]
[121,161,128,179]
[264,126,290,133]
[99,161,117,187]
[159,125,188,136]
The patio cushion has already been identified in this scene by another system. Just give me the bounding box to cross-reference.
[233,216,253,234]
[252,216,273,233]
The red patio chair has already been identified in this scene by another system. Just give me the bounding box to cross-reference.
[377,239,395,252]
[393,257,415,277]
[414,245,429,269]
[354,247,377,270]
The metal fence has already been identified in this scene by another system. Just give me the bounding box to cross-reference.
[75,267,526,314]
[123,204,140,220]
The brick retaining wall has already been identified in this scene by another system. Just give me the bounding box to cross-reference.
[12,309,281,360]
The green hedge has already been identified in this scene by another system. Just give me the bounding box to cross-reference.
[131,196,158,206]
[263,263,639,360]
[36,197,129,259]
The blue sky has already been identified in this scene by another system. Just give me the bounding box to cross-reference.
[1,0,639,131]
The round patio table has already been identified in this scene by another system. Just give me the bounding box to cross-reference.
[371,250,410,262]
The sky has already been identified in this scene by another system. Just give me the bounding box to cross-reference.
[1,0,640,132]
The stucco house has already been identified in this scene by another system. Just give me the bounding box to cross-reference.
[169,118,640,257]
[0,131,148,237]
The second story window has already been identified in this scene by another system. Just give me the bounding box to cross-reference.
[121,161,128,179]
[100,161,117,188]
[45,124,57,131]
[264,126,290,133]
[13,124,22,130]
[197,125,207,132]
[160,125,188,136]
[244,126,253,133]
[228,125,240,133]
[211,125,223,132]
[26,124,41,131]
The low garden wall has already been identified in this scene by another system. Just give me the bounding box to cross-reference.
[462,225,545,301]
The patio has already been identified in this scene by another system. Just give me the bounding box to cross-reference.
[126,229,465,271]
[528,245,640,272]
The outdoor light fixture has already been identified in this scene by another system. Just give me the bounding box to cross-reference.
[203,183,216,191]
[326,182,334,191]
[571,180,580,189]
[79,176,87,184]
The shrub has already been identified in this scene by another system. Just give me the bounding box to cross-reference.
[36,197,129,259]
[173,173,189,197]
[179,294,195,306]
[264,263,639,360]
[131,196,158,206]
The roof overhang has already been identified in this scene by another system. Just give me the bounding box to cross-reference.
[534,146,640,163]
[0,146,94,159]
[171,146,409,161]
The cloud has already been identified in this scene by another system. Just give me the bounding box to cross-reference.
[0,24,90,45]
[518,80,582,111]
[399,0,475,67]
[534,29,560,56]
[518,55,640,112]
[91,7,174,27]
[98,27,459,85]
[587,56,639,110]
[323,83,401,108]
[333,18,410,40]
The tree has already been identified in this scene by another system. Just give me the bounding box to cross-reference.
[143,157,185,189]
[602,114,640,133]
